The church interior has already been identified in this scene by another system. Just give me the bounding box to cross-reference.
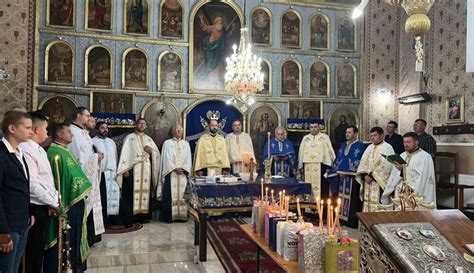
[1,0,474,272]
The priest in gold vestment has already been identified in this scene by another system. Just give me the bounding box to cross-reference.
[194,118,230,176]
[225,120,255,174]
[117,118,160,226]
[356,127,395,212]
[298,123,335,200]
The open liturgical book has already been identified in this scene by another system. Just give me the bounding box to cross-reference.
[381,154,407,165]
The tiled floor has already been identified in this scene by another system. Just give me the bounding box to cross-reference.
[87,219,225,273]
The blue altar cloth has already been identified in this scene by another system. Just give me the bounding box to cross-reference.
[190,176,314,209]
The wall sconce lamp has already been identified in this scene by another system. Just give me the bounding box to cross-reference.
[352,0,369,19]
[0,68,10,82]
[377,88,393,103]
[397,92,432,104]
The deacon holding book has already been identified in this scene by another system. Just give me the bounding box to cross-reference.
[263,127,296,177]
[381,132,436,209]
[117,118,160,226]
[194,117,230,176]
[158,124,192,222]
[327,125,366,228]
[356,127,395,212]
[298,122,335,200]
[225,120,255,174]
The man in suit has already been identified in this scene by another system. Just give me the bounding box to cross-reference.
[0,110,34,273]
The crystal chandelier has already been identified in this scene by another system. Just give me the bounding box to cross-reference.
[225,27,264,113]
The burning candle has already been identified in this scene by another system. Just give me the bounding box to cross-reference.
[335,207,341,235]
[265,187,269,203]
[327,199,331,233]
[296,198,301,218]
[54,155,60,189]
[279,191,282,215]
[285,197,289,221]
[271,190,274,205]
[319,199,324,232]
[261,178,264,200]
[330,205,334,234]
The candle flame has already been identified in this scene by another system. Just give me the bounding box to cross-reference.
[54,155,60,161]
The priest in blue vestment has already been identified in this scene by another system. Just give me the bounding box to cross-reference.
[327,125,366,228]
[262,127,297,177]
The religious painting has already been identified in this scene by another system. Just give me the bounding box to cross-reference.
[446,95,464,123]
[310,61,330,97]
[91,91,134,114]
[85,0,113,31]
[47,0,75,27]
[158,51,183,92]
[281,10,301,48]
[264,0,360,6]
[249,104,280,168]
[328,107,358,144]
[281,60,301,96]
[336,62,356,98]
[251,7,271,45]
[122,48,148,90]
[85,46,112,87]
[289,100,322,119]
[190,1,242,92]
[310,13,329,49]
[124,0,149,35]
[38,95,78,124]
[45,41,74,85]
[160,0,183,39]
[337,17,356,51]
[256,59,271,96]
[142,100,179,150]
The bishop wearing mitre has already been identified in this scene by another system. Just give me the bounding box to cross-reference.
[194,116,230,176]
[225,119,256,174]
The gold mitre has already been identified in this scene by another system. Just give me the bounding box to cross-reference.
[210,114,219,121]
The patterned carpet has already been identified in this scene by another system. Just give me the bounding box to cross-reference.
[207,218,285,273]
[104,223,143,234]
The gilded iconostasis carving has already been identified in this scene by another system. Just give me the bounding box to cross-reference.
[28,0,362,148]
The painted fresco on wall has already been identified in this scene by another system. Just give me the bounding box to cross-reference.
[191,1,241,92]
[309,61,329,97]
[329,107,358,144]
[281,10,301,48]
[86,0,112,31]
[142,100,179,150]
[289,100,321,119]
[249,104,280,167]
[92,92,134,113]
[125,0,149,35]
[337,17,355,51]
[123,49,148,89]
[251,7,271,45]
[45,42,74,85]
[281,60,301,96]
[39,95,78,123]
[310,14,329,49]
[336,62,356,98]
[160,0,183,39]
[158,51,182,92]
[48,0,75,27]
[256,59,271,96]
[85,46,112,87]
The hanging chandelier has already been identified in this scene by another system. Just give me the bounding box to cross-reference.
[225,27,264,113]
[389,0,436,71]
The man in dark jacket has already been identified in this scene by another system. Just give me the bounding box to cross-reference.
[385,121,404,154]
[0,110,33,273]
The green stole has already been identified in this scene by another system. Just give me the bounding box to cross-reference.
[45,143,92,262]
